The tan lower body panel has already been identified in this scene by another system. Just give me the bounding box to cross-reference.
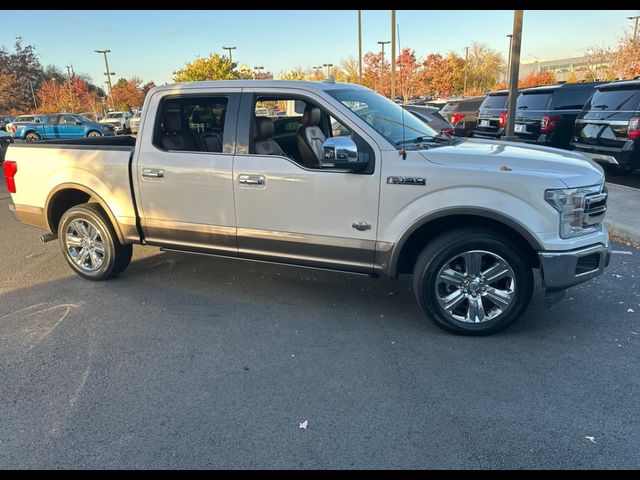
[14,205,48,230]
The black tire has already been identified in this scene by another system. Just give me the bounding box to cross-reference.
[413,228,533,336]
[25,132,41,142]
[87,130,102,138]
[58,203,132,281]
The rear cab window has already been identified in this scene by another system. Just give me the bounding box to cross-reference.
[480,94,508,110]
[584,87,640,112]
[549,88,597,111]
[517,91,553,111]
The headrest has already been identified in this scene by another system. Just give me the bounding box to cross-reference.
[303,106,321,126]
[163,111,182,133]
[254,116,275,141]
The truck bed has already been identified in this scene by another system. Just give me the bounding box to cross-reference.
[6,137,139,242]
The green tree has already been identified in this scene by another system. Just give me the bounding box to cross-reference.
[173,53,239,82]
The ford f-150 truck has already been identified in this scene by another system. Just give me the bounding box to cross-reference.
[2,80,610,335]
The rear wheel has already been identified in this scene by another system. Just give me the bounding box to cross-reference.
[25,132,41,142]
[58,203,132,281]
[413,228,533,335]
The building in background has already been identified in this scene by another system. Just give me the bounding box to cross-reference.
[517,54,612,82]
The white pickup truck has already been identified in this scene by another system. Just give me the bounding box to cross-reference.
[3,80,610,335]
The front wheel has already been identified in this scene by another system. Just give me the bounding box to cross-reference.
[413,228,533,335]
[25,132,41,142]
[58,203,132,281]
[87,130,102,138]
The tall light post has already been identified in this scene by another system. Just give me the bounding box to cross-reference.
[28,80,37,110]
[323,63,334,78]
[504,10,524,140]
[506,34,513,84]
[313,65,323,79]
[223,46,237,63]
[378,40,390,95]
[254,66,264,78]
[391,10,396,100]
[66,65,74,113]
[628,15,640,44]
[357,10,363,83]
[95,50,115,109]
[463,46,469,95]
[51,77,59,108]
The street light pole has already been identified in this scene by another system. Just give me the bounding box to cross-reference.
[628,15,640,44]
[66,65,74,113]
[323,63,334,78]
[463,46,469,95]
[254,66,264,78]
[28,80,37,110]
[223,46,237,63]
[313,66,322,79]
[504,10,524,139]
[357,10,363,83]
[506,34,513,84]
[391,10,396,100]
[378,40,390,95]
[95,50,115,109]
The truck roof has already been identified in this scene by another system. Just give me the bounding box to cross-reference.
[151,79,368,93]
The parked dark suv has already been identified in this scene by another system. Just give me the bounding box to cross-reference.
[571,79,640,174]
[441,96,485,137]
[513,82,602,149]
[473,90,510,139]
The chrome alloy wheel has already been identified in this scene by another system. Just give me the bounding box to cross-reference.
[64,219,106,272]
[435,250,516,323]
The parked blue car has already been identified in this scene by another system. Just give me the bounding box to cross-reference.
[14,113,115,141]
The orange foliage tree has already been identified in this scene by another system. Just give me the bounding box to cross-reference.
[518,71,556,88]
[37,77,102,115]
[362,51,391,97]
[110,77,145,111]
[421,52,464,97]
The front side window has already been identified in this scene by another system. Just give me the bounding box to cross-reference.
[153,96,228,153]
[327,88,439,147]
[60,115,79,125]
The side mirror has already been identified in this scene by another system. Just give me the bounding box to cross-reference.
[321,136,366,171]
[75,121,83,125]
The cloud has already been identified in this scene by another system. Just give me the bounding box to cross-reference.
[168,29,182,36]
[99,26,114,32]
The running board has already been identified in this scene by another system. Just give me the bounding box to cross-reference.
[159,247,379,278]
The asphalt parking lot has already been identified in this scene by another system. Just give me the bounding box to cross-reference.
[0,181,639,469]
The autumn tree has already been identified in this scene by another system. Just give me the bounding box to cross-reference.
[37,76,102,115]
[581,45,615,81]
[518,71,557,88]
[362,51,391,97]
[142,81,157,95]
[279,67,310,80]
[464,43,505,93]
[421,52,464,97]
[612,33,640,80]
[173,53,239,82]
[0,74,24,114]
[0,38,45,113]
[333,56,360,84]
[110,77,145,111]
[396,48,423,101]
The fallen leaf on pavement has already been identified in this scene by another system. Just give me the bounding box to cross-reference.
[299,420,308,430]
[585,436,596,444]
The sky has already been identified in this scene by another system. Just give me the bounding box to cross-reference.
[1,10,638,87]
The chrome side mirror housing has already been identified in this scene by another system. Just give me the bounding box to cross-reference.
[321,136,366,171]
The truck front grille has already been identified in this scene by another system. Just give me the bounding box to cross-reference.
[583,186,607,227]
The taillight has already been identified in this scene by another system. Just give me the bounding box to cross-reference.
[541,115,561,133]
[3,160,17,193]
[499,111,507,128]
[451,113,465,125]
[628,116,640,141]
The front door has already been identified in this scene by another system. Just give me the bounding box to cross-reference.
[134,90,241,255]
[232,91,380,273]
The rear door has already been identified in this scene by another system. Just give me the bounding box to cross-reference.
[134,88,242,254]
[43,115,60,139]
[515,90,553,140]
[574,86,640,148]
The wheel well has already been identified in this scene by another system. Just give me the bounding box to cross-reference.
[87,130,100,136]
[47,188,91,233]
[395,215,539,275]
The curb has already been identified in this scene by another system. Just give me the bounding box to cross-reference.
[604,219,640,246]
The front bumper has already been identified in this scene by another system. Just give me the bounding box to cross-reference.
[538,243,610,291]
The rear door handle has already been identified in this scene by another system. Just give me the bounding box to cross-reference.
[142,168,164,179]
[238,174,265,186]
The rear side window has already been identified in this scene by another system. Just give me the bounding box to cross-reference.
[585,87,640,111]
[441,102,460,113]
[517,92,552,111]
[153,95,229,153]
[549,88,596,110]
[480,95,508,109]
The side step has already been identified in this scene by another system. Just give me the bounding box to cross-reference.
[40,233,58,243]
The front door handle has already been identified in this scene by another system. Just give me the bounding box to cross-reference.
[238,174,265,186]
[142,168,164,179]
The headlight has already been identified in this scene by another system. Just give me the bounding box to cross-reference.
[545,184,603,238]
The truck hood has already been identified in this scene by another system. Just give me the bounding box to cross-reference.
[421,138,604,188]
[102,118,124,124]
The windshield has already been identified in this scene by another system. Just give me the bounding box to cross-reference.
[107,112,124,119]
[327,88,440,147]
[77,115,93,122]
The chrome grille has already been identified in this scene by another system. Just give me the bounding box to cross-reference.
[583,185,607,227]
